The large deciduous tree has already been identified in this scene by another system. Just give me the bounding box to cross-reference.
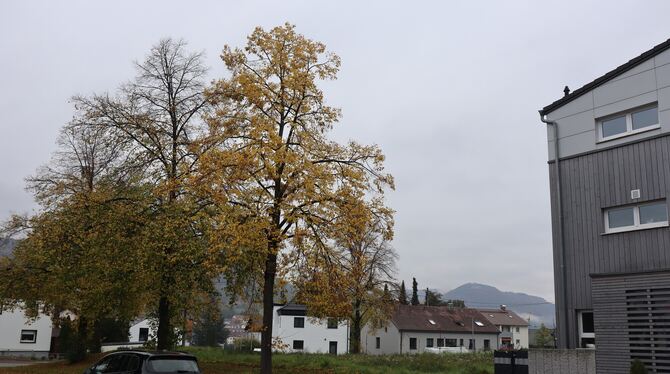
[0,117,151,356]
[74,39,214,349]
[195,24,394,372]
[294,197,397,353]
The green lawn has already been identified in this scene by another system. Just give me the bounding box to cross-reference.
[0,347,493,374]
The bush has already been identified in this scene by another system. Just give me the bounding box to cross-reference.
[59,320,87,363]
[233,338,260,351]
[631,359,648,374]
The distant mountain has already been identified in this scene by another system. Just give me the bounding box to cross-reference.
[443,283,555,328]
[0,238,17,257]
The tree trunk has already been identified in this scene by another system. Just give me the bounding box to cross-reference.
[157,296,171,350]
[260,251,278,374]
[349,301,361,354]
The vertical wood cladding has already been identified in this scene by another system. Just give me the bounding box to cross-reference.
[548,135,670,349]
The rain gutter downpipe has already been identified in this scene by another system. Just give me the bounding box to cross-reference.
[540,113,569,349]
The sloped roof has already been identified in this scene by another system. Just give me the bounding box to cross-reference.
[390,305,499,334]
[477,308,528,327]
[276,303,307,316]
[540,38,670,116]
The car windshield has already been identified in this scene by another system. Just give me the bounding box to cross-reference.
[147,357,199,373]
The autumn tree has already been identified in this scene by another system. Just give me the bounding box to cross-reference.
[398,281,408,305]
[411,278,420,306]
[196,24,393,372]
[293,197,396,354]
[0,117,151,355]
[74,39,214,349]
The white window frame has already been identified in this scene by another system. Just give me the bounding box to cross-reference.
[19,329,37,344]
[604,201,668,234]
[597,105,659,142]
[578,311,595,348]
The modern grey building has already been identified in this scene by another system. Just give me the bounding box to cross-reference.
[540,38,670,374]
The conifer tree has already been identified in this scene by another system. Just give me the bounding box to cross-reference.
[398,281,408,305]
[411,277,420,306]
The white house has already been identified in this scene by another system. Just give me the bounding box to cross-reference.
[128,318,152,343]
[0,307,53,359]
[362,305,500,355]
[477,306,529,349]
[271,304,348,354]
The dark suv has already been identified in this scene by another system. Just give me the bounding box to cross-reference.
[84,351,201,374]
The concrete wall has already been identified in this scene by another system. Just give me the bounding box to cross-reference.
[545,48,670,160]
[0,308,52,359]
[271,307,348,354]
[529,349,596,374]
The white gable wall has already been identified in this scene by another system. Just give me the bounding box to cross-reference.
[0,308,52,358]
[362,321,401,355]
[129,319,152,342]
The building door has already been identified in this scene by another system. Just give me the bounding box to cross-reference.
[329,341,337,354]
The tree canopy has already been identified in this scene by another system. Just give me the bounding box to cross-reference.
[194,23,394,372]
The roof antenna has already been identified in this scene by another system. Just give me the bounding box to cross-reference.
[563,86,570,96]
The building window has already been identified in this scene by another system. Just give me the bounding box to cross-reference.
[578,311,595,348]
[468,339,475,350]
[515,327,520,333]
[20,330,37,343]
[604,201,668,233]
[327,318,338,329]
[294,317,305,328]
[484,339,491,351]
[139,327,149,342]
[293,340,304,350]
[375,337,380,349]
[426,338,434,348]
[437,338,444,347]
[459,339,464,347]
[598,105,659,141]
[445,339,457,347]
[409,337,417,350]
[516,339,520,347]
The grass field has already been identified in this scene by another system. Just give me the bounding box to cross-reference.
[0,347,494,374]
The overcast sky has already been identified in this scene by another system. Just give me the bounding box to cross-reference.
[2,1,670,302]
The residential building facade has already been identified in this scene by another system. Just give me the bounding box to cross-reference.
[540,38,670,373]
[362,305,499,355]
[0,307,53,359]
[271,304,348,354]
[477,306,529,349]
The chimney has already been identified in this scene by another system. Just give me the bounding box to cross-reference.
[563,86,570,96]
[500,304,506,311]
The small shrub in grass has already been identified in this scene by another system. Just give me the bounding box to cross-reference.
[631,359,648,374]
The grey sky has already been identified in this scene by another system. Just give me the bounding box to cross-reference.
[2,0,670,302]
